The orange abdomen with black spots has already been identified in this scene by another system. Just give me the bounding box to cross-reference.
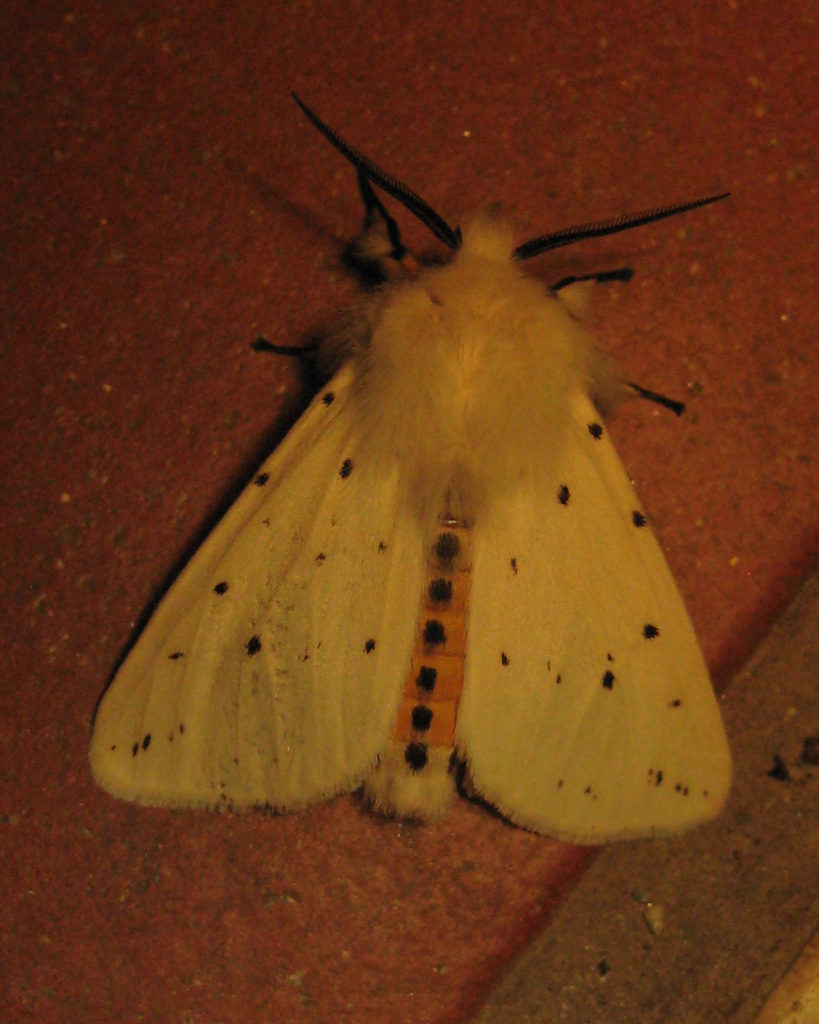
[395,517,471,768]
[361,514,471,819]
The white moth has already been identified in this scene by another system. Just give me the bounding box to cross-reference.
[89,96,732,843]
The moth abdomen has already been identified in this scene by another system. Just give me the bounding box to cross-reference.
[363,508,472,820]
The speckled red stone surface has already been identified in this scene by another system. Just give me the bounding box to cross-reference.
[2,1,817,1021]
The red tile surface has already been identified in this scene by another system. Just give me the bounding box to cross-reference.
[2,1,817,1022]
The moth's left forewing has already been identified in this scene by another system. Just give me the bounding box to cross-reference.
[90,362,425,812]
[457,389,731,842]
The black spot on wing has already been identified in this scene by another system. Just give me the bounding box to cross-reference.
[246,635,262,656]
[168,651,185,660]
[557,484,570,506]
[131,734,152,757]
[167,723,184,743]
[588,422,603,439]
[322,391,335,406]
[602,670,615,690]
[510,557,518,575]
[643,623,660,639]
[364,638,376,653]
[339,458,353,479]
[501,652,509,666]
[632,510,647,528]
[254,472,269,486]
[213,581,229,595]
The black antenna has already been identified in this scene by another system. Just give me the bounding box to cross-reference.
[293,94,462,251]
[513,193,729,261]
